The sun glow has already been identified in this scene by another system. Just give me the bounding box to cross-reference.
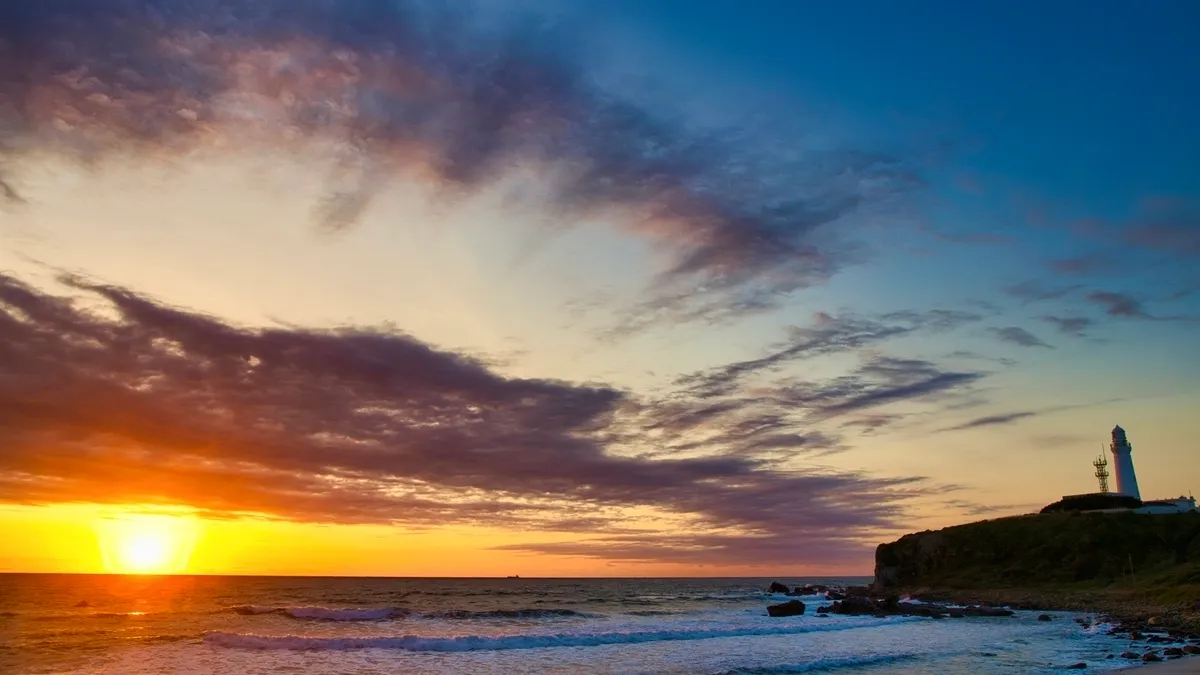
[96,513,199,574]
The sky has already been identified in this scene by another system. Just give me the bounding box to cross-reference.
[0,0,1198,577]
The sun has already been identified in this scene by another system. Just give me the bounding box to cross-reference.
[96,513,199,574]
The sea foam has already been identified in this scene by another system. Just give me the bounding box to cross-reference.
[204,618,898,652]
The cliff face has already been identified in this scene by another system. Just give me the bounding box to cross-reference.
[874,511,1200,590]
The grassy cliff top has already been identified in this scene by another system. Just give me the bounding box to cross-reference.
[874,511,1200,631]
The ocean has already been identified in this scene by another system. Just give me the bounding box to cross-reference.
[2,574,1140,674]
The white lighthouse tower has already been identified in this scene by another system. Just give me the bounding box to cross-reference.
[1109,425,1141,500]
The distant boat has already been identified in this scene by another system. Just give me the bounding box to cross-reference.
[506,575,520,579]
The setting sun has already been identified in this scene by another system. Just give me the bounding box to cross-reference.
[96,513,199,574]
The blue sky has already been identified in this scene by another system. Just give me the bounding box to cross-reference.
[0,0,1197,574]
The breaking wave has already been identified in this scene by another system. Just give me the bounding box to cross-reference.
[228,606,593,622]
[717,654,920,674]
[205,619,896,652]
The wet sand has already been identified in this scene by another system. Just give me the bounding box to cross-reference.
[1119,657,1200,673]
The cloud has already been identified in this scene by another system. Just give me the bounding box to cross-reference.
[1086,291,1150,318]
[935,398,1125,434]
[938,411,1037,432]
[0,272,930,567]
[638,353,986,475]
[1002,281,1082,303]
[1049,253,1113,276]
[1122,198,1200,257]
[987,326,1053,349]
[0,0,924,328]
[1040,315,1093,337]
[674,308,981,399]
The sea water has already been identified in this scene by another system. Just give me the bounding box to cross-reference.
[1,575,1142,674]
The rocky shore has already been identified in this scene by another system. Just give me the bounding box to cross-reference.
[765,582,1200,666]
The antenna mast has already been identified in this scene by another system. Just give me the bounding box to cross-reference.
[1093,444,1110,493]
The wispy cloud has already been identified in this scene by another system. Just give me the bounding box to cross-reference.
[1003,281,1082,303]
[938,411,1037,432]
[1040,315,1093,337]
[934,398,1125,434]
[675,309,981,399]
[1087,291,1149,318]
[1122,197,1200,257]
[1049,253,1113,276]
[0,0,926,329]
[988,326,1053,349]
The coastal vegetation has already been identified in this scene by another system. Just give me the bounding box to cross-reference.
[872,511,1200,632]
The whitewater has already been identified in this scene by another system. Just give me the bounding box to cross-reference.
[1,575,1143,674]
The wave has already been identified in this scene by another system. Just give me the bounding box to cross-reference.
[230,606,408,621]
[718,654,919,674]
[205,618,897,652]
[422,609,593,620]
[228,605,591,622]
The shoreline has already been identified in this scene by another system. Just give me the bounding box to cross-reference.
[893,587,1200,635]
[1119,658,1200,673]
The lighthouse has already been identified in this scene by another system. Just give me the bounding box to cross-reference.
[1109,425,1141,500]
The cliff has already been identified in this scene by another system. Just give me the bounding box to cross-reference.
[874,511,1200,591]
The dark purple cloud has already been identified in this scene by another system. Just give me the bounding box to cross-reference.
[1040,315,1093,337]
[1003,281,1082,303]
[674,309,981,399]
[1122,198,1200,257]
[988,326,1053,349]
[0,272,931,567]
[1086,291,1150,318]
[938,411,1037,432]
[0,0,924,327]
[1049,253,1113,276]
[934,398,1125,434]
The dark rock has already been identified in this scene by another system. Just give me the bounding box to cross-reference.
[1163,647,1184,657]
[74,600,89,608]
[873,612,888,618]
[1129,631,1145,640]
[1120,652,1140,660]
[1147,635,1172,643]
[1064,663,1086,669]
[825,591,846,601]
[1142,652,1162,662]
[980,653,997,657]
[766,600,806,618]
[768,582,790,594]
[960,605,1015,617]
[829,597,877,615]
[948,609,965,618]
[1037,614,1053,622]
[815,605,830,613]
[1183,645,1200,655]
[1106,655,1114,659]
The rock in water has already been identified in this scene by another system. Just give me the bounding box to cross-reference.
[768,581,790,594]
[1037,614,1052,621]
[1142,652,1162,662]
[74,601,89,608]
[766,600,806,617]
[1064,663,1087,669]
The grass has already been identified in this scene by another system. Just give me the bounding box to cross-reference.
[875,511,1200,633]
